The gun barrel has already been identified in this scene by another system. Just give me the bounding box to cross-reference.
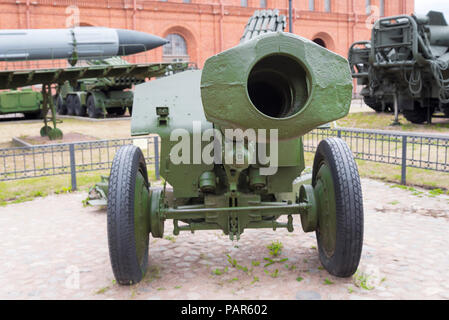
[200,32,353,140]
[0,27,168,61]
[428,25,449,47]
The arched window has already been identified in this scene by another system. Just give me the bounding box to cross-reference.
[163,33,189,61]
[309,0,314,11]
[366,0,371,15]
[313,38,326,48]
[324,0,331,12]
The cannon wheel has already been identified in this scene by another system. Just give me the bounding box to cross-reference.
[312,138,363,277]
[107,145,151,285]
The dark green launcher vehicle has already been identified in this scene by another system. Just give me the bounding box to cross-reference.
[349,11,449,123]
[107,32,364,285]
[0,88,43,119]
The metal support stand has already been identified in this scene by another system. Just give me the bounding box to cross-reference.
[427,103,432,125]
[39,84,63,140]
[288,0,293,33]
[391,92,401,126]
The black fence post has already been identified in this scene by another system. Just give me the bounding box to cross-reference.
[153,136,160,180]
[401,136,407,185]
[69,144,77,191]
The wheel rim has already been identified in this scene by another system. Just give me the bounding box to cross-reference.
[134,170,150,265]
[315,162,337,258]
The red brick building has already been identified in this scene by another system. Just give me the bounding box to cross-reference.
[0,0,414,67]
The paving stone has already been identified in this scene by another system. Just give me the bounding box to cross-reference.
[295,290,321,300]
[0,178,448,300]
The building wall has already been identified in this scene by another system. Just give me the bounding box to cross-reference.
[0,0,414,67]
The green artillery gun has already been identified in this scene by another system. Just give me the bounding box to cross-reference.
[349,11,449,123]
[107,32,364,285]
[56,57,145,118]
[0,87,43,119]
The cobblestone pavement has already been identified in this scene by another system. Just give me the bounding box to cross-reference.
[0,178,448,300]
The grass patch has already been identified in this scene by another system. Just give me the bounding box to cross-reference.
[337,112,449,133]
[305,151,449,191]
[0,170,108,206]
[0,167,156,206]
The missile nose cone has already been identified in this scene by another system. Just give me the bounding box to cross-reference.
[116,29,169,55]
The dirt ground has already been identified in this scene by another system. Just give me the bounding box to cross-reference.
[0,117,132,146]
[0,178,448,300]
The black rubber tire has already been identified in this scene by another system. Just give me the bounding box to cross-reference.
[128,107,132,116]
[402,106,428,124]
[55,95,67,115]
[363,96,383,113]
[72,95,86,117]
[66,95,75,116]
[312,138,364,277]
[86,95,103,118]
[107,145,150,285]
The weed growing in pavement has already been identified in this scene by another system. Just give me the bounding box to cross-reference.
[267,241,283,257]
[95,286,110,294]
[164,235,176,243]
[353,270,375,290]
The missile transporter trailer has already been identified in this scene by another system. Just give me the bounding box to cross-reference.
[349,11,449,123]
[0,88,43,119]
[55,58,144,118]
[106,32,364,285]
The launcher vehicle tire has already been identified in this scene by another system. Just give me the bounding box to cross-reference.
[86,95,103,118]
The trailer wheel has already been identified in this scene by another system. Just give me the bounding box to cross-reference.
[55,95,67,115]
[363,96,383,113]
[107,145,151,285]
[312,138,363,277]
[72,95,86,117]
[86,95,103,118]
[402,102,431,124]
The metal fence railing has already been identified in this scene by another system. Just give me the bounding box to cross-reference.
[303,128,449,184]
[0,128,448,189]
[0,136,159,190]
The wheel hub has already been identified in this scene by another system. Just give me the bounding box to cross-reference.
[134,171,150,264]
[314,163,337,258]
